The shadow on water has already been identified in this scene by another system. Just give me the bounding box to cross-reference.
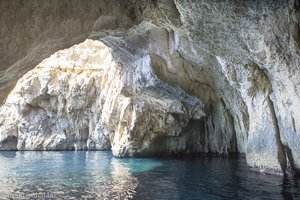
[281,175,300,200]
[0,151,16,158]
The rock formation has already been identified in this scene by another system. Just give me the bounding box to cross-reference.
[0,0,300,175]
[0,37,205,157]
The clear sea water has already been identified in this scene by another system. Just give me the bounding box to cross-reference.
[0,151,299,200]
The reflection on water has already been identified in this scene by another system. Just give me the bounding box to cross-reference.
[0,151,299,199]
[109,158,138,199]
[0,151,160,199]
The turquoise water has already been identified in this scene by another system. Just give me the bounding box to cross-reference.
[0,151,299,199]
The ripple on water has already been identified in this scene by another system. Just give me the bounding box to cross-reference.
[0,151,299,199]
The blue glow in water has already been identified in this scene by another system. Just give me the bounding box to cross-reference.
[0,151,299,199]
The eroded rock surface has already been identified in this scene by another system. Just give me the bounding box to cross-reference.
[0,38,205,156]
[0,0,300,174]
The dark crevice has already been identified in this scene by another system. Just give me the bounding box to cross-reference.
[291,115,297,133]
[183,119,203,153]
[0,135,17,150]
[230,114,238,153]
[220,97,238,153]
[283,145,300,175]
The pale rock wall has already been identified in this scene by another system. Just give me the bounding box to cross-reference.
[0,36,205,156]
[165,0,300,174]
[0,0,300,174]
[0,0,142,104]
[0,40,116,150]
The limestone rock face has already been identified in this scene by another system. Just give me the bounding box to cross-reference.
[0,40,116,150]
[111,86,204,157]
[171,0,300,174]
[0,0,142,104]
[0,38,205,155]
[0,0,300,174]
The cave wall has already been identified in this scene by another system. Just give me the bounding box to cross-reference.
[0,0,300,174]
[0,0,144,104]
[171,0,300,174]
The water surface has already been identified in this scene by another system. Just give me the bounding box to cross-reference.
[0,151,299,199]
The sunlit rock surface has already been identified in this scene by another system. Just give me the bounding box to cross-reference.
[0,40,115,150]
[0,38,205,155]
[0,0,300,174]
